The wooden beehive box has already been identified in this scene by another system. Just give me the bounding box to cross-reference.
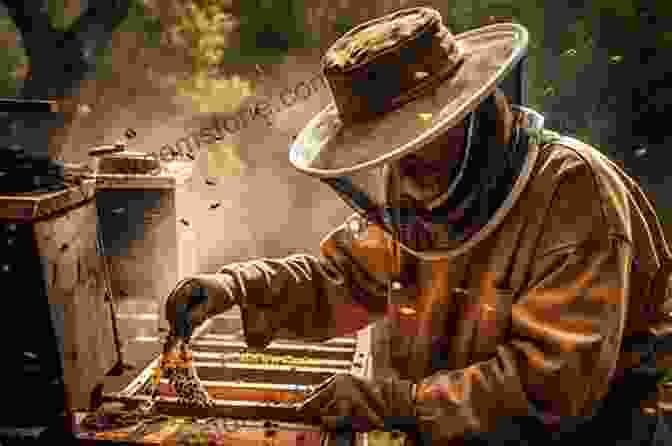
[95,171,197,343]
[0,180,118,412]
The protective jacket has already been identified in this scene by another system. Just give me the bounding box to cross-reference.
[208,107,672,445]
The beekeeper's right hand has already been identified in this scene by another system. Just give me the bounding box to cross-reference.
[164,275,236,340]
[164,272,279,352]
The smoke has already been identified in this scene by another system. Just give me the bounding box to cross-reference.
[173,56,352,274]
[62,42,352,278]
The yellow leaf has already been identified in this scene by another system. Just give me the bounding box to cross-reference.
[207,143,246,177]
[417,113,433,121]
[329,50,354,68]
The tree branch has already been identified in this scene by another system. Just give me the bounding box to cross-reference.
[67,0,133,45]
[55,0,132,76]
[1,0,60,61]
[0,0,133,161]
[1,0,54,35]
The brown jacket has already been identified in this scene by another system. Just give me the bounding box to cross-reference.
[209,108,672,443]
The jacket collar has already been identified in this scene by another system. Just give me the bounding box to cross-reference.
[396,106,545,261]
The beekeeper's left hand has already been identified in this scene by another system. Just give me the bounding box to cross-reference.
[297,373,416,432]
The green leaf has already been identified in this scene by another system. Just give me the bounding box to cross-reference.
[543,85,557,96]
[0,17,28,97]
[93,45,116,82]
[47,0,74,30]
[656,207,672,226]
[233,0,316,64]
[333,15,356,36]
[657,368,672,385]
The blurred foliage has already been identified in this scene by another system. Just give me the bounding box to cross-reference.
[173,0,233,74]
[443,0,669,150]
[47,0,163,42]
[439,0,547,111]
[656,206,672,227]
[572,127,597,148]
[0,15,28,97]
[93,0,164,81]
[332,15,357,38]
[556,18,595,85]
[581,0,672,61]
[119,0,163,48]
[46,0,78,30]
[1,0,667,173]
[221,0,319,67]
[45,0,163,82]
[170,0,255,176]
[172,0,254,118]
[176,72,253,115]
[657,368,672,385]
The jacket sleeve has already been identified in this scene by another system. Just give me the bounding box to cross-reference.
[205,216,395,345]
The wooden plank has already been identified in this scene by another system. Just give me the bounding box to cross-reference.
[163,380,310,392]
[188,351,353,368]
[191,362,338,384]
[0,179,96,221]
[151,381,306,403]
[33,199,118,410]
[201,332,357,347]
[98,394,320,424]
[72,413,324,446]
[190,340,356,361]
[0,98,58,112]
[95,174,176,190]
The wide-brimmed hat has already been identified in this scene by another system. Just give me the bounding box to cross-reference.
[289,7,529,178]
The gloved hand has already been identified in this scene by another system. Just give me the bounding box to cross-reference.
[297,373,416,433]
[164,275,236,341]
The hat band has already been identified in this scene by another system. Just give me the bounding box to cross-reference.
[324,23,465,125]
[384,56,465,115]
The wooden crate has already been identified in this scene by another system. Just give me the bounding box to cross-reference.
[0,180,118,412]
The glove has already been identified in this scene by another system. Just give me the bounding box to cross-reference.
[297,373,416,433]
[164,274,275,351]
[164,275,236,340]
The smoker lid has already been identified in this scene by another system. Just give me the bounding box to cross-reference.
[97,150,161,175]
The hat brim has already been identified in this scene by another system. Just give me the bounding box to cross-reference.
[289,22,529,178]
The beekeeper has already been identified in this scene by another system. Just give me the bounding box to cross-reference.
[164,7,672,445]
